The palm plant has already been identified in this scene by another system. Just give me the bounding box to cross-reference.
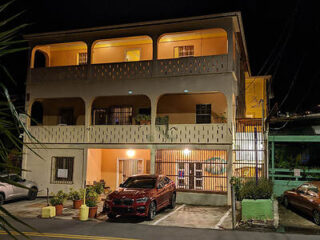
[0,1,38,238]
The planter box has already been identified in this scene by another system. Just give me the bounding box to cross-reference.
[241,199,273,221]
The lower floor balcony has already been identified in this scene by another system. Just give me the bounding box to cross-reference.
[26,123,231,144]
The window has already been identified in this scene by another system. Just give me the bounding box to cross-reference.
[109,106,132,125]
[51,157,74,184]
[92,108,108,125]
[196,104,211,124]
[125,49,141,62]
[59,108,74,125]
[78,52,87,65]
[174,46,194,58]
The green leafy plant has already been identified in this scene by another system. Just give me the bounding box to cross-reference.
[49,190,68,206]
[86,189,99,207]
[89,182,104,195]
[239,178,273,200]
[68,188,84,201]
[134,114,151,124]
[0,1,40,239]
[230,177,243,200]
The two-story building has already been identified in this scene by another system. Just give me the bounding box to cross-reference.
[22,12,262,206]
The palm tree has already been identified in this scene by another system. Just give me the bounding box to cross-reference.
[0,1,38,238]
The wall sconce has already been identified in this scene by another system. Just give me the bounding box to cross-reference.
[127,149,135,157]
[183,148,191,155]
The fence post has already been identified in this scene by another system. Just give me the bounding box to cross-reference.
[231,184,236,229]
[254,127,258,184]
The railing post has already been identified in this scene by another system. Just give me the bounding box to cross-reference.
[271,140,275,181]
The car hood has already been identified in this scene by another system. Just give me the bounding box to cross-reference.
[110,188,153,199]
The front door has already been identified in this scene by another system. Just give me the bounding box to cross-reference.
[118,159,144,186]
[189,163,195,190]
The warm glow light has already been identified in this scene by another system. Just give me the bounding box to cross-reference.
[127,149,135,157]
[183,148,191,155]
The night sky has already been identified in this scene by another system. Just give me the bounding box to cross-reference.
[3,0,320,115]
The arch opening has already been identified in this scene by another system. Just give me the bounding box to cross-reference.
[157,28,228,60]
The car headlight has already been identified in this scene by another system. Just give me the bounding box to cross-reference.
[136,197,149,203]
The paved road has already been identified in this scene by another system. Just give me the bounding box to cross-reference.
[0,218,319,240]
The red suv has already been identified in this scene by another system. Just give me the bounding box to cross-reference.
[104,174,176,220]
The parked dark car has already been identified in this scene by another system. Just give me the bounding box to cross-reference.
[104,174,176,220]
[283,181,320,225]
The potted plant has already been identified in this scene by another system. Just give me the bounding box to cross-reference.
[68,188,84,209]
[86,189,99,218]
[50,190,68,216]
[134,114,151,125]
[239,178,274,221]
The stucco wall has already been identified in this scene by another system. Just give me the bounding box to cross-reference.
[24,148,85,196]
[158,37,227,59]
[35,98,85,125]
[86,149,102,185]
[157,93,227,124]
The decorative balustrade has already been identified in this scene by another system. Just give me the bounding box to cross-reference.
[88,125,151,144]
[30,55,229,83]
[30,65,88,84]
[154,123,231,144]
[27,126,85,143]
[26,124,231,144]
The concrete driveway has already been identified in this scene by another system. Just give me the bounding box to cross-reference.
[278,204,320,234]
[1,198,232,230]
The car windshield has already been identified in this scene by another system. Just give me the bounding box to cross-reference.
[122,177,156,189]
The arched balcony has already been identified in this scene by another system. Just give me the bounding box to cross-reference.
[155,92,229,144]
[28,98,85,143]
[31,42,88,68]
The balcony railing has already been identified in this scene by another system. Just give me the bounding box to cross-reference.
[30,55,228,83]
[154,124,231,144]
[28,126,85,143]
[88,125,151,144]
[26,123,231,144]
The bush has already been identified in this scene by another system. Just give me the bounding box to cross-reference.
[239,178,273,200]
[50,190,68,206]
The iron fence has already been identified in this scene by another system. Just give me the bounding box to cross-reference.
[155,149,228,193]
[233,118,267,179]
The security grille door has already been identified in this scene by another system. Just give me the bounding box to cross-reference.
[189,163,195,190]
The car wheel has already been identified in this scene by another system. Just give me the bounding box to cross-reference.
[148,201,157,220]
[28,187,38,200]
[0,194,4,205]
[168,193,176,209]
[283,196,290,209]
[313,210,320,225]
[107,213,116,220]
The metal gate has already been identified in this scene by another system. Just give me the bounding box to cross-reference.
[233,118,267,179]
[155,149,228,193]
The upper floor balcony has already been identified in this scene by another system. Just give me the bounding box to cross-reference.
[29,28,232,85]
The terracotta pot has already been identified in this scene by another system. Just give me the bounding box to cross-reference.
[73,199,83,209]
[88,206,98,218]
[55,204,63,216]
[140,120,150,125]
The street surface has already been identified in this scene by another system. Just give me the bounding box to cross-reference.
[1,217,320,240]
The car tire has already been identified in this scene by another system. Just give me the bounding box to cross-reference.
[148,201,157,221]
[168,193,176,209]
[107,213,116,220]
[283,196,290,209]
[0,194,4,205]
[313,210,320,225]
[27,187,38,200]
